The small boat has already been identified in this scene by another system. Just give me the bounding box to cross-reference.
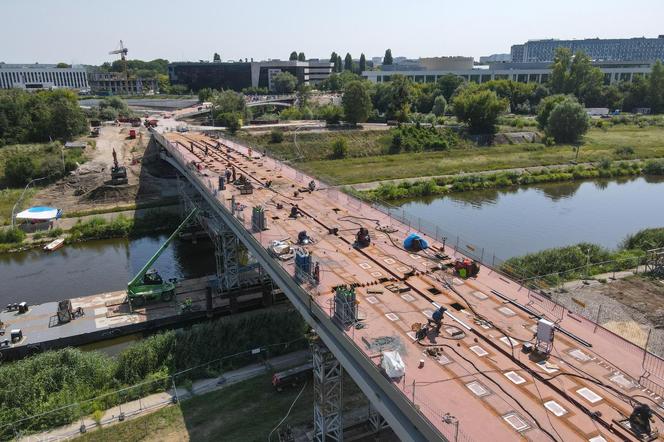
[44,238,65,252]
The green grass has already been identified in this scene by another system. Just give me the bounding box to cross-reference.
[74,369,367,442]
[0,187,35,225]
[236,129,393,161]
[240,125,664,185]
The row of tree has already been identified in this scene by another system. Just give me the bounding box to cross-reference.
[328,52,367,74]
[0,89,88,146]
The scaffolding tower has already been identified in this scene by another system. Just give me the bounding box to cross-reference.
[312,341,343,442]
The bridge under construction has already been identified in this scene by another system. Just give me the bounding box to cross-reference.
[152,128,664,442]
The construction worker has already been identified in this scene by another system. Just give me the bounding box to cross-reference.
[427,306,447,333]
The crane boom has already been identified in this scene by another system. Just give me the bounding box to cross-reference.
[127,208,199,288]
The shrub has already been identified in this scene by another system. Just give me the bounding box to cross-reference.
[331,138,348,159]
[452,86,507,134]
[622,228,664,250]
[643,160,664,175]
[0,227,26,243]
[388,125,456,153]
[270,129,284,144]
[546,100,589,144]
[536,94,568,128]
[614,146,635,159]
[4,153,37,186]
[432,95,447,117]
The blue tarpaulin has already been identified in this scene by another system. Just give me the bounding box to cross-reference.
[403,233,428,251]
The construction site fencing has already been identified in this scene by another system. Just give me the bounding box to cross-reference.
[156,130,664,439]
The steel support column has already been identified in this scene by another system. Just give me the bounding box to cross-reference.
[313,341,343,442]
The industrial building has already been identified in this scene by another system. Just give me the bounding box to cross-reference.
[511,35,664,63]
[0,63,89,91]
[168,60,333,92]
[87,72,159,95]
[362,60,654,85]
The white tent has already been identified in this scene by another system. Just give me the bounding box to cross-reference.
[15,206,61,222]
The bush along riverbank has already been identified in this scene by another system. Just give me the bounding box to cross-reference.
[499,227,664,285]
[0,209,182,253]
[364,159,664,201]
[0,309,308,438]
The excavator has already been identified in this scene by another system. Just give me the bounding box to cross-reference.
[127,208,198,307]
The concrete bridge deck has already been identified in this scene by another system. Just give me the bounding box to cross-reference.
[155,130,664,442]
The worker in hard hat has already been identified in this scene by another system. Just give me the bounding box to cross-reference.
[427,306,447,333]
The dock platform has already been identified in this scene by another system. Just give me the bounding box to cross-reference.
[0,276,277,361]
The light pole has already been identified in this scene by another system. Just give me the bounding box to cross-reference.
[11,176,48,228]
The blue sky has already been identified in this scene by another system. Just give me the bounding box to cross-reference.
[3,0,664,64]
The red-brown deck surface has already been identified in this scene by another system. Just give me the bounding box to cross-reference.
[161,131,663,442]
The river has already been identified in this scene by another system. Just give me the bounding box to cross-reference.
[0,235,215,306]
[396,176,664,260]
[3,177,663,306]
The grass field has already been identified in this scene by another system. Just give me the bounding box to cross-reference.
[74,371,367,442]
[239,125,664,185]
[0,188,35,225]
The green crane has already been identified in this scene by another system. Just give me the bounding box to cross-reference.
[127,208,199,307]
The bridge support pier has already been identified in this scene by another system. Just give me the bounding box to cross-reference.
[312,340,343,442]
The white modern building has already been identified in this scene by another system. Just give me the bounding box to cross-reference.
[362,61,654,85]
[0,63,89,91]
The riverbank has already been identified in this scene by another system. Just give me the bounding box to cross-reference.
[246,124,664,185]
[360,159,664,200]
[499,227,664,285]
[0,309,308,439]
[0,205,180,254]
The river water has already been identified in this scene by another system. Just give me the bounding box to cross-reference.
[0,235,215,306]
[396,176,664,260]
[2,177,663,306]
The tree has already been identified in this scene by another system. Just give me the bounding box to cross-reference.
[649,60,664,114]
[271,72,297,93]
[546,99,589,144]
[622,75,649,112]
[359,54,366,73]
[536,94,569,128]
[210,90,249,126]
[198,88,215,103]
[432,95,447,116]
[56,62,70,68]
[550,47,573,95]
[383,49,393,65]
[386,75,414,121]
[296,83,311,108]
[436,74,464,101]
[218,112,242,133]
[213,53,221,62]
[342,81,372,125]
[331,138,348,159]
[329,52,338,66]
[4,153,37,186]
[289,51,298,61]
[334,56,342,73]
[344,53,353,71]
[483,80,536,113]
[452,85,507,134]
[550,48,604,105]
[297,52,306,62]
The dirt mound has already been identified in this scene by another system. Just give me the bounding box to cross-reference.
[84,183,138,202]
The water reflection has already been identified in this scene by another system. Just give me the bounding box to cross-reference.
[398,177,664,259]
[0,235,216,305]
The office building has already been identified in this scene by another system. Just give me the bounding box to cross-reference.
[0,63,89,91]
[362,60,653,86]
[168,60,333,91]
[511,36,664,63]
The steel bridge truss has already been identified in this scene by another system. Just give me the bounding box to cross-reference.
[178,176,242,291]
